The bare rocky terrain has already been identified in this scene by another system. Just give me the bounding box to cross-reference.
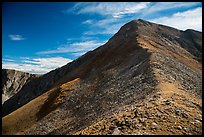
[2,19,202,135]
[2,69,40,104]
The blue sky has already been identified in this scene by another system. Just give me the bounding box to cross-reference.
[2,2,202,74]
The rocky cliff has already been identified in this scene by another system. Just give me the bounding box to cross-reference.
[2,19,202,135]
[2,69,39,104]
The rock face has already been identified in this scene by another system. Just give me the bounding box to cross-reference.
[2,19,202,135]
[2,69,39,104]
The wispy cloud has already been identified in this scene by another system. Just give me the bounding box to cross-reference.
[83,22,125,35]
[150,7,202,31]
[2,58,15,62]
[68,2,202,35]
[82,15,133,35]
[68,2,150,18]
[37,40,106,57]
[8,35,25,41]
[142,2,201,17]
[82,19,94,24]
[2,57,72,74]
[66,36,95,42]
[82,16,138,35]
[69,2,200,18]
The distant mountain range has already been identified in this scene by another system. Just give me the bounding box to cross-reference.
[2,19,202,135]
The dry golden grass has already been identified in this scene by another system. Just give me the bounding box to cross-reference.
[139,38,202,71]
[2,78,80,135]
[2,89,51,135]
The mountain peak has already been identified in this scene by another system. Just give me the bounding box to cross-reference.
[127,19,153,26]
[2,20,202,135]
[109,19,152,39]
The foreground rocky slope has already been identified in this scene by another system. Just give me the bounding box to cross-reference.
[2,69,39,104]
[2,19,202,135]
[75,81,202,135]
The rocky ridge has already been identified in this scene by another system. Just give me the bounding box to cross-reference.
[2,19,202,135]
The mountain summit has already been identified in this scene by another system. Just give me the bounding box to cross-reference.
[2,19,202,135]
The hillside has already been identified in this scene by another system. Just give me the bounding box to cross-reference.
[2,19,202,135]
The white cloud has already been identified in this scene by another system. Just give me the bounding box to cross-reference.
[68,2,150,18]
[68,2,200,19]
[83,22,125,35]
[82,19,94,24]
[37,40,106,56]
[142,2,201,16]
[92,18,118,28]
[83,15,137,35]
[82,18,119,35]
[150,7,202,31]
[71,52,86,56]
[66,36,94,42]
[8,35,25,41]
[67,2,201,35]
[2,57,72,74]
[2,58,15,62]
[81,15,133,35]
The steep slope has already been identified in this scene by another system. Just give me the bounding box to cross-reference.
[2,19,202,135]
[2,69,39,104]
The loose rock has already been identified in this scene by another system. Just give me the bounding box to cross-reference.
[177,126,182,130]
[112,128,121,135]
[139,118,147,123]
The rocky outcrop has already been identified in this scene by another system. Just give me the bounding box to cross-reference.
[2,19,202,135]
[2,69,39,104]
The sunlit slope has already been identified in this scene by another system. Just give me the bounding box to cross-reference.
[2,78,80,135]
